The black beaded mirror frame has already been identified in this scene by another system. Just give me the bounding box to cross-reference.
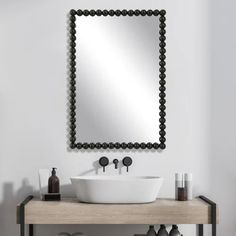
[68,9,166,150]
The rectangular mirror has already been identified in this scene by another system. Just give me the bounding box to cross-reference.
[68,9,166,150]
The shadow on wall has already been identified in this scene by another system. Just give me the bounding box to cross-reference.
[0,179,34,236]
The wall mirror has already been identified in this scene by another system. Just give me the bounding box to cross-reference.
[68,9,166,150]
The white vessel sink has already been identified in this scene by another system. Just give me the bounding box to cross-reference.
[71,176,163,204]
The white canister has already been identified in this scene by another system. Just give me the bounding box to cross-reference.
[184,173,193,200]
[175,173,183,200]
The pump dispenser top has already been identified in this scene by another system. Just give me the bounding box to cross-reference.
[52,168,57,175]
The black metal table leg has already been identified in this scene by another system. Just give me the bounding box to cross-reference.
[29,224,34,236]
[197,224,203,236]
[19,196,34,236]
[199,196,217,236]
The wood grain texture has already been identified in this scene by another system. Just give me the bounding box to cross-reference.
[17,198,218,225]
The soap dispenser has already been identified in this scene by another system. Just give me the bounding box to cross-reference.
[157,225,168,236]
[147,225,156,236]
[48,168,60,193]
[169,225,181,236]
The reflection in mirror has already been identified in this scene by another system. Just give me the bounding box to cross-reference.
[69,10,166,149]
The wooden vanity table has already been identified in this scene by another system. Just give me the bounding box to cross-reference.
[17,196,218,236]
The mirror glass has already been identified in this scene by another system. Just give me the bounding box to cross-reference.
[75,16,160,143]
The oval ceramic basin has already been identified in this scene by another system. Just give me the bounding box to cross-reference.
[71,176,163,204]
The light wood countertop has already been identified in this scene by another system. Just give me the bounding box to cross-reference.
[17,198,218,225]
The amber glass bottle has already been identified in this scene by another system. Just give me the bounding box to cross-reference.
[48,168,60,193]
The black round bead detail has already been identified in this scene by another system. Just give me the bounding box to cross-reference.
[96,10,102,16]
[77,9,83,16]
[109,10,115,16]
[159,35,166,42]
[159,55,166,61]
[70,22,76,28]
[70,67,76,73]
[159,105,166,111]
[153,143,159,149]
[159,124,166,129]
[159,99,166,105]
[159,143,166,149]
[84,10,89,16]
[159,74,166,79]
[134,142,140,149]
[147,142,152,149]
[159,48,166,54]
[115,142,121,149]
[70,9,76,16]
[159,67,166,73]
[159,42,166,48]
[159,117,166,123]
[70,15,76,21]
[159,23,166,29]
[76,143,82,149]
[102,10,109,16]
[115,10,121,16]
[147,10,153,16]
[121,142,127,149]
[102,143,108,149]
[159,86,166,92]
[140,10,146,16]
[70,60,76,67]
[159,137,166,143]
[134,10,140,16]
[70,143,76,149]
[96,143,102,149]
[70,73,76,79]
[159,29,166,35]
[128,142,133,149]
[159,111,166,116]
[159,131,166,137]
[121,10,127,16]
[70,29,76,35]
[70,92,76,98]
[70,124,76,129]
[153,9,159,16]
[83,143,89,149]
[159,80,166,86]
[160,9,166,16]
[159,61,166,67]
[70,137,76,143]
[140,143,146,149]
[90,10,96,16]
[89,143,95,149]
[70,56,76,62]
[109,142,114,149]
[70,48,76,54]
[128,10,134,16]
[160,16,166,22]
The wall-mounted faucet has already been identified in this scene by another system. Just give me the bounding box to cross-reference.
[99,156,109,172]
[122,156,132,172]
[113,159,119,169]
[99,156,133,172]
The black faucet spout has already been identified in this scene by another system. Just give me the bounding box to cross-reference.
[113,159,119,169]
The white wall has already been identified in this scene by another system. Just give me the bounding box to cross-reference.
[209,0,236,234]
[0,0,217,235]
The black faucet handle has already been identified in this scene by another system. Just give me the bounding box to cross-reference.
[113,159,119,169]
[99,156,109,172]
[122,156,133,172]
